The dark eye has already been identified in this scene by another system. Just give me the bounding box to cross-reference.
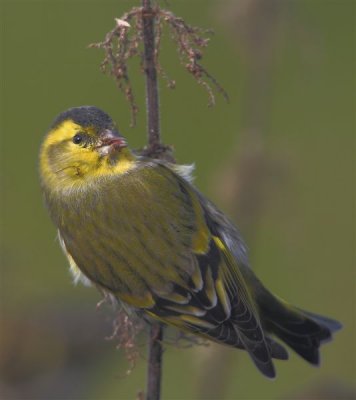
[72,133,84,145]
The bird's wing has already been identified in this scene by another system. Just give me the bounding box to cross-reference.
[143,163,276,377]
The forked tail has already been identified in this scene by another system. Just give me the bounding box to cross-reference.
[257,288,342,365]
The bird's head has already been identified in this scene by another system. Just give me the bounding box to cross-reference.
[40,106,135,189]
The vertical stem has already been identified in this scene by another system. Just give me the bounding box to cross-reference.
[141,1,164,399]
[142,0,160,149]
[146,323,163,400]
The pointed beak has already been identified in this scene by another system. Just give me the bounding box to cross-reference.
[97,129,127,155]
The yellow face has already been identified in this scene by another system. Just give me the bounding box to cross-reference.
[39,118,133,191]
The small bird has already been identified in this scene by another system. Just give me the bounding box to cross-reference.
[39,106,341,378]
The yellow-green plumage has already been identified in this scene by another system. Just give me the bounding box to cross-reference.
[39,106,341,378]
[51,163,208,305]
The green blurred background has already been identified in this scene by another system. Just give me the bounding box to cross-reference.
[1,0,355,399]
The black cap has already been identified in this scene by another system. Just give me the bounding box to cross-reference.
[51,106,115,131]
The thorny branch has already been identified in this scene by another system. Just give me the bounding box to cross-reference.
[89,2,228,128]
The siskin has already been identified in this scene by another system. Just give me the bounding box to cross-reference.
[39,106,341,378]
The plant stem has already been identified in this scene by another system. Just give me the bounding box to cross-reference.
[142,0,160,149]
[146,323,164,400]
[141,1,164,399]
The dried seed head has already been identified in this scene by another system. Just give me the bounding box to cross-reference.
[89,4,228,126]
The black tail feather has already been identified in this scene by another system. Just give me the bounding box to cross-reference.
[257,290,341,365]
[300,309,343,337]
